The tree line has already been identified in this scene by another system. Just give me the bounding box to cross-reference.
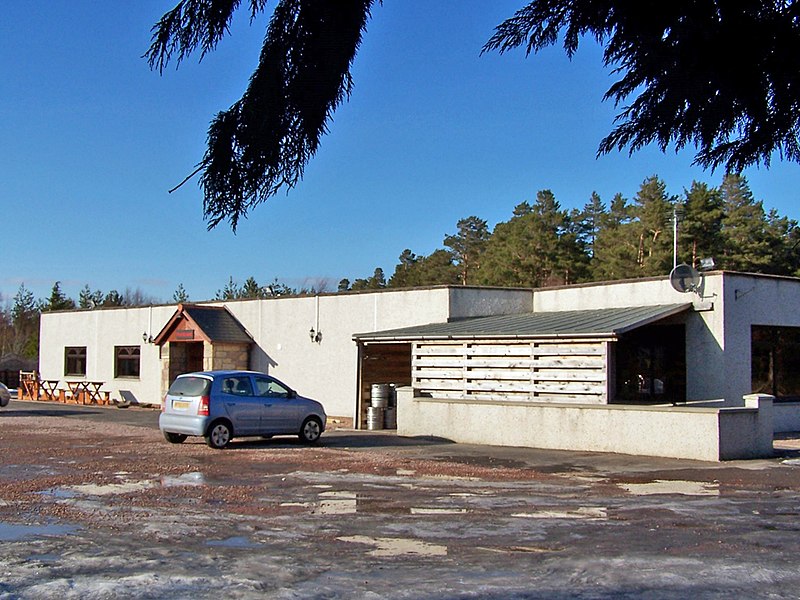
[2,173,797,361]
[342,173,800,290]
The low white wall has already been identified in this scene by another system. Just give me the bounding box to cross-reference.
[773,402,800,433]
[397,388,775,461]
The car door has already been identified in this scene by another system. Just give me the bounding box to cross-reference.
[219,375,260,435]
[253,375,301,434]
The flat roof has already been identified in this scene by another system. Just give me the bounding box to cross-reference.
[354,303,692,342]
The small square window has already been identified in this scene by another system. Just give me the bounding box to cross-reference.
[114,346,141,379]
[65,347,87,377]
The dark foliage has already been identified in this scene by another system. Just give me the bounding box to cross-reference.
[147,0,376,230]
[484,1,800,172]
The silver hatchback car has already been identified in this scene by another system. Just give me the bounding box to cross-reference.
[159,370,327,449]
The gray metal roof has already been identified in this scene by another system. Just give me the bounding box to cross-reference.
[353,303,692,342]
[183,306,253,344]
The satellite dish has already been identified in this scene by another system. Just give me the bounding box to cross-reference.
[670,263,701,293]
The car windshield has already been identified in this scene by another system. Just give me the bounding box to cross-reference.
[168,376,211,397]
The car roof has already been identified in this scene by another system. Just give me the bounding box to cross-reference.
[177,370,267,379]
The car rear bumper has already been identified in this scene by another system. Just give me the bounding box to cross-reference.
[159,413,209,436]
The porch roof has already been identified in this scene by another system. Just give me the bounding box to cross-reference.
[353,303,692,342]
[153,304,253,345]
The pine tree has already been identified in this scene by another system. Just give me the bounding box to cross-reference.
[592,193,637,280]
[10,285,40,359]
[629,176,675,276]
[720,174,773,272]
[444,216,490,285]
[173,283,190,303]
[79,285,104,309]
[43,282,76,312]
[680,181,724,269]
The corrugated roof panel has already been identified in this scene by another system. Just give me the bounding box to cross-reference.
[353,304,692,341]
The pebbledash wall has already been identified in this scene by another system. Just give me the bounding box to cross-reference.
[392,272,800,459]
[37,273,800,459]
[37,286,534,418]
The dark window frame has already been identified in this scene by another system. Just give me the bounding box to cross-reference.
[64,346,87,377]
[114,345,141,379]
[613,324,686,404]
[751,325,800,402]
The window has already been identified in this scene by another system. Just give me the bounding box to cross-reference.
[114,346,141,379]
[254,376,290,398]
[752,326,800,400]
[221,376,253,396]
[65,347,87,376]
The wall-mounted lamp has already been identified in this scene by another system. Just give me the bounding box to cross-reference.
[309,327,322,343]
[142,332,154,344]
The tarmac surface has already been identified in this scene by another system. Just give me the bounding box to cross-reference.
[1,400,800,599]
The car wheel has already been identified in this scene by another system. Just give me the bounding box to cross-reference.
[298,417,322,444]
[163,431,187,444]
[0,396,9,408]
[205,420,232,449]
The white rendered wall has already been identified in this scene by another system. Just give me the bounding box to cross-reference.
[39,305,176,405]
[397,388,775,461]
[38,287,532,417]
[224,287,532,418]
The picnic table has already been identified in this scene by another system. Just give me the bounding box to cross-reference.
[66,381,87,403]
[83,381,108,405]
[41,380,60,401]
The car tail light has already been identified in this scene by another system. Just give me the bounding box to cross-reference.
[198,395,210,416]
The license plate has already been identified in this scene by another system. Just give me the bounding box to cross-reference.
[172,400,190,410]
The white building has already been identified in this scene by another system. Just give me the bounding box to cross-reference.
[38,272,800,460]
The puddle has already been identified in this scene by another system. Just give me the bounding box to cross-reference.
[161,472,205,487]
[49,472,207,497]
[512,506,607,520]
[410,507,468,515]
[619,480,720,496]
[315,491,358,515]
[206,536,260,549]
[68,481,157,496]
[0,522,79,541]
[338,535,447,557]
[481,545,561,554]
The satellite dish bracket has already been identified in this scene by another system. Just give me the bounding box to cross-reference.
[669,264,702,294]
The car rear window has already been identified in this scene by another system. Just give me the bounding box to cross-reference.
[168,376,211,397]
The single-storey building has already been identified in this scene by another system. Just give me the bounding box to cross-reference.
[37,271,800,460]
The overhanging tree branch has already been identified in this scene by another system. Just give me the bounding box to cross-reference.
[148,0,376,231]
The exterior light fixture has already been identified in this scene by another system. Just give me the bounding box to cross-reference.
[309,327,322,343]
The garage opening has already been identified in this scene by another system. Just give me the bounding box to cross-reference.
[356,342,412,429]
[613,324,686,404]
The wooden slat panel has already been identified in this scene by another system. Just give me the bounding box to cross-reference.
[413,368,607,383]
[414,357,605,369]
[410,338,609,404]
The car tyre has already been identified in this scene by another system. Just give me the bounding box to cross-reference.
[205,420,233,449]
[0,396,9,408]
[163,431,187,444]
[299,417,322,444]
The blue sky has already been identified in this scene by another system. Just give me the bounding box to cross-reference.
[2,1,799,305]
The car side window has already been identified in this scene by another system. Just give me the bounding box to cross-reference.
[222,376,253,396]
[254,376,290,398]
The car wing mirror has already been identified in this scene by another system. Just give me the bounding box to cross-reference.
[288,390,297,399]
